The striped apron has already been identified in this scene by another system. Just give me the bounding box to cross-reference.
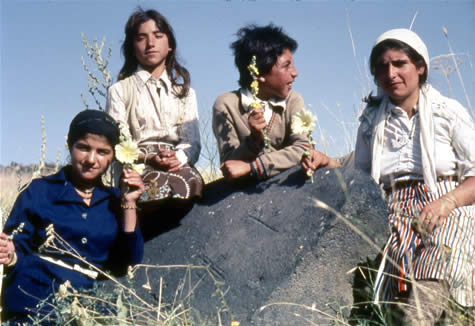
[374,178,475,307]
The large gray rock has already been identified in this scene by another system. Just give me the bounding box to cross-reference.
[128,166,389,325]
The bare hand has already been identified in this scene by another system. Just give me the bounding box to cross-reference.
[415,196,457,234]
[301,149,340,172]
[151,150,182,172]
[220,160,251,181]
[248,109,267,142]
[0,233,16,265]
[120,169,146,203]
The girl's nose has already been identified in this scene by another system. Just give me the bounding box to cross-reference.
[86,151,96,164]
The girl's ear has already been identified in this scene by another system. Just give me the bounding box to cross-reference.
[258,76,266,83]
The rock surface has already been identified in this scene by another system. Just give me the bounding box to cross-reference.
[128,166,389,325]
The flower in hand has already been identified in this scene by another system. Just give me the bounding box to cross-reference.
[248,109,267,142]
[115,124,145,174]
[292,109,316,135]
[292,108,317,182]
[116,139,139,164]
[120,169,146,204]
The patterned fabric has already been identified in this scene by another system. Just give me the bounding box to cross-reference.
[139,165,203,202]
[138,143,203,204]
[374,179,475,307]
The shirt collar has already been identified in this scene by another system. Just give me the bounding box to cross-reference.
[44,166,117,205]
[388,101,419,118]
[135,67,172,94]
[240,88,287,112]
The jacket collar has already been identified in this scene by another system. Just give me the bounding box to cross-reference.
[44,166,117,205]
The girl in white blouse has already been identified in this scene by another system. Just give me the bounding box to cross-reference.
[107,9,203,209]
[354,28,475,325]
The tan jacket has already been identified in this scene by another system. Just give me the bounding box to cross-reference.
[212,90,309,180]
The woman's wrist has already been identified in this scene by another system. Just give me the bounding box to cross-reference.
[121,199,139,210]
[442,194,458,210]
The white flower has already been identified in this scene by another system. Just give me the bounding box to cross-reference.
[115,140,139,164]
[292,109,317,135]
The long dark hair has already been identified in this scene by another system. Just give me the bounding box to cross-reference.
[118,8,190,98]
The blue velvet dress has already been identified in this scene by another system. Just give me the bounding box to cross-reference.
[1,167,144,322]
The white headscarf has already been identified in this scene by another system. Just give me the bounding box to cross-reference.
[370,28,438,192]
[374,28,430,70]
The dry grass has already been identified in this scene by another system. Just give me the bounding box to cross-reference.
[0,170,33,228]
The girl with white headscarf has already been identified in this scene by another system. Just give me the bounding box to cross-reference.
[355,28,475,324]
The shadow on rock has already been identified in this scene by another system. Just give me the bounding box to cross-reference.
[120,166,390,325]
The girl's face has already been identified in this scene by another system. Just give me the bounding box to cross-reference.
[70,133,114,186]
[258,49,298,100]
[375,48,425,107]
[134,19,170,75]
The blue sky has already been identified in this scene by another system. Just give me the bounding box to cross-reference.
[1,0,474,167]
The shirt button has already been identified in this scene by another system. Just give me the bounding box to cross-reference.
[81,237,88,245]
[81,212,88,219]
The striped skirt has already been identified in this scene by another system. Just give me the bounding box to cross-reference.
[374,179,475,307]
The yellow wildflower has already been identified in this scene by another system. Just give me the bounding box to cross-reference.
[249,101,262,111]
[115,139,139,164]
[248,65,259,76]
[250,80,259,92]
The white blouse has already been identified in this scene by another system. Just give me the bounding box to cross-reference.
[355,93,475,189]
[107,69,201,166]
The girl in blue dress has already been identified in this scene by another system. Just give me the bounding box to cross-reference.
[0,110,145,323]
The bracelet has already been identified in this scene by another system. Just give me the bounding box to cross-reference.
[121,203,139,210]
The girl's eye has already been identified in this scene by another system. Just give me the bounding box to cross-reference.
[98,149,112,156]
[76,145,90,152]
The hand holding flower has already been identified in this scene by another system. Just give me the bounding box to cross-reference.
[119,169,145,232]
[292,108,318,182]
[301,149,340,173]
[120,169,145,202]
[248,109,267,142]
